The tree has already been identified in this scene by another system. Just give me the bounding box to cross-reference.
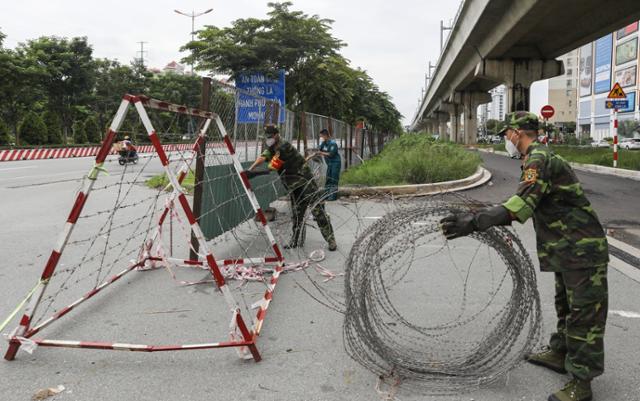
[83,114,101,143]
[0,46,45,143]
[17,36,96,143]
[0,116,11,145]
[18,111,47,145]
[486,119,505,136]
[184,2,401,132]
[184,2,344,111]
[42,110,64,144]
[72,119,88,144]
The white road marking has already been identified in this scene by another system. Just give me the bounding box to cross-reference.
[607,236,640,259]
[0,170,90,182]
[0,165,38,172]
[609,255,640,284]
[610,310,640,319]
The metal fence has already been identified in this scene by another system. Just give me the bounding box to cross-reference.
[197,79,394,241]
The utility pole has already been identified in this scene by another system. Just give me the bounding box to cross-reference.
[174,8,214,74]
[440,20,453,53]
[136,41,148,68]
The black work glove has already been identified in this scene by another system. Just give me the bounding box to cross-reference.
[440,206,512,240]
[440,213,476,240]
[245,170,270,179]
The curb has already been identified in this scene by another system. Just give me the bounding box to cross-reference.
[338,166,492,197]
[476,147,640,182]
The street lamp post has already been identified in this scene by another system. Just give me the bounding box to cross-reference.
[174,8,213,73]
[440,20,452,54]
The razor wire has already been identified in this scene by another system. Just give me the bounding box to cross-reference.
[291,195,543,396]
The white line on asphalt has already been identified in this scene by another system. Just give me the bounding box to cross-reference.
[0,170,90,182]
[609,310,640,319]
[609,255,640,284]
[607,236,640,259]
[0,165,38,172]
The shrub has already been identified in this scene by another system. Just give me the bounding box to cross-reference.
[341,134,481,186]
[84,115,101,143]
[18,111,47,145]
[72,120,88,144]
[42,110,64,144]
[0,117,12,145]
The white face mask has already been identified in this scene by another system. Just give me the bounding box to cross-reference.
[265,138,276,147]
[505,132,521,158]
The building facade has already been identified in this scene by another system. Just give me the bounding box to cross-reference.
[488,85,506,121]
[577,21,640,140]
[548,50,579,123]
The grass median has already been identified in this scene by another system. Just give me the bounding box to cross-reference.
[341,134,482,186]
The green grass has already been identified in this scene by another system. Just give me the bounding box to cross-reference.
[146,171,195,193]
[341,134,482,186]
[549,145,640,171]
[488,143,640,171]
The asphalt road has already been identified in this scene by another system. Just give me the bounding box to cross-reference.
[467,151,640,247]
[0,153,639,401]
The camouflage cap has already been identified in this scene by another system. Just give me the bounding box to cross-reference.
[498,111,539,135]
[264,124,279,138]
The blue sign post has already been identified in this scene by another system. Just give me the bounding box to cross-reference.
[236,70,286,124]
[605,100,629,109]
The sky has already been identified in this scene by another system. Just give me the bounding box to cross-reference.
[0,0,547,125]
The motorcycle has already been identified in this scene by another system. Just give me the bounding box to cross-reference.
[118,150,139,165]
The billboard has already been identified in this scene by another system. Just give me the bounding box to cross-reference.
[616,37,638,66]
[594,34,613,94]
[617,22,639,40]
[579,43,593,97]
[236,70,286,124]
[615,65,637,87]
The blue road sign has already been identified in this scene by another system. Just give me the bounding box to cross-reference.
[236,70,286,124]
[605,99,629,109]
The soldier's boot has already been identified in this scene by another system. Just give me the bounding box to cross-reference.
[525,347,567,374]
[283,242,299,249]
[328,239,337,251]
[548,378,592,401]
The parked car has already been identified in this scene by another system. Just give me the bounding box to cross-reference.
[591,140,610,148]
[620,138,640,150]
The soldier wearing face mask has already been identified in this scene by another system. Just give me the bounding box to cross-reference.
[249,125,337,251]
[440,111,609,401]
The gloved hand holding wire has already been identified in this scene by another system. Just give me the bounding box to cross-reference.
[440,206,512,240]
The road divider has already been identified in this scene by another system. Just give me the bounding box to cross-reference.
[339,166,492,197]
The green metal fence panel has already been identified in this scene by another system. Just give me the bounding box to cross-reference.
[199,162,286,240]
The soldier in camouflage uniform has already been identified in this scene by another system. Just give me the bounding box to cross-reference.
[441,111,608,401]
[249,125,337,251]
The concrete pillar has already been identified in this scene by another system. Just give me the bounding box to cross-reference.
[475,59,564,112]
[462,92,492,144]
[437,113,449,141]
[452,105,462,143]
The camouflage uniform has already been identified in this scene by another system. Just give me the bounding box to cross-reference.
[501,115,609,381]
[261,140,336,246]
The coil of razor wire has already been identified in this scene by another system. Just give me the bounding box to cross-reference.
[343,202,542,395]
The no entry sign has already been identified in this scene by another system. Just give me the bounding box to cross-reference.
[541,105,555,119]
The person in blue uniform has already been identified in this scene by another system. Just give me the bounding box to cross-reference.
[316,129,341,201]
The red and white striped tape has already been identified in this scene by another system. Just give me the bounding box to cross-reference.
[0,143,209,163]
